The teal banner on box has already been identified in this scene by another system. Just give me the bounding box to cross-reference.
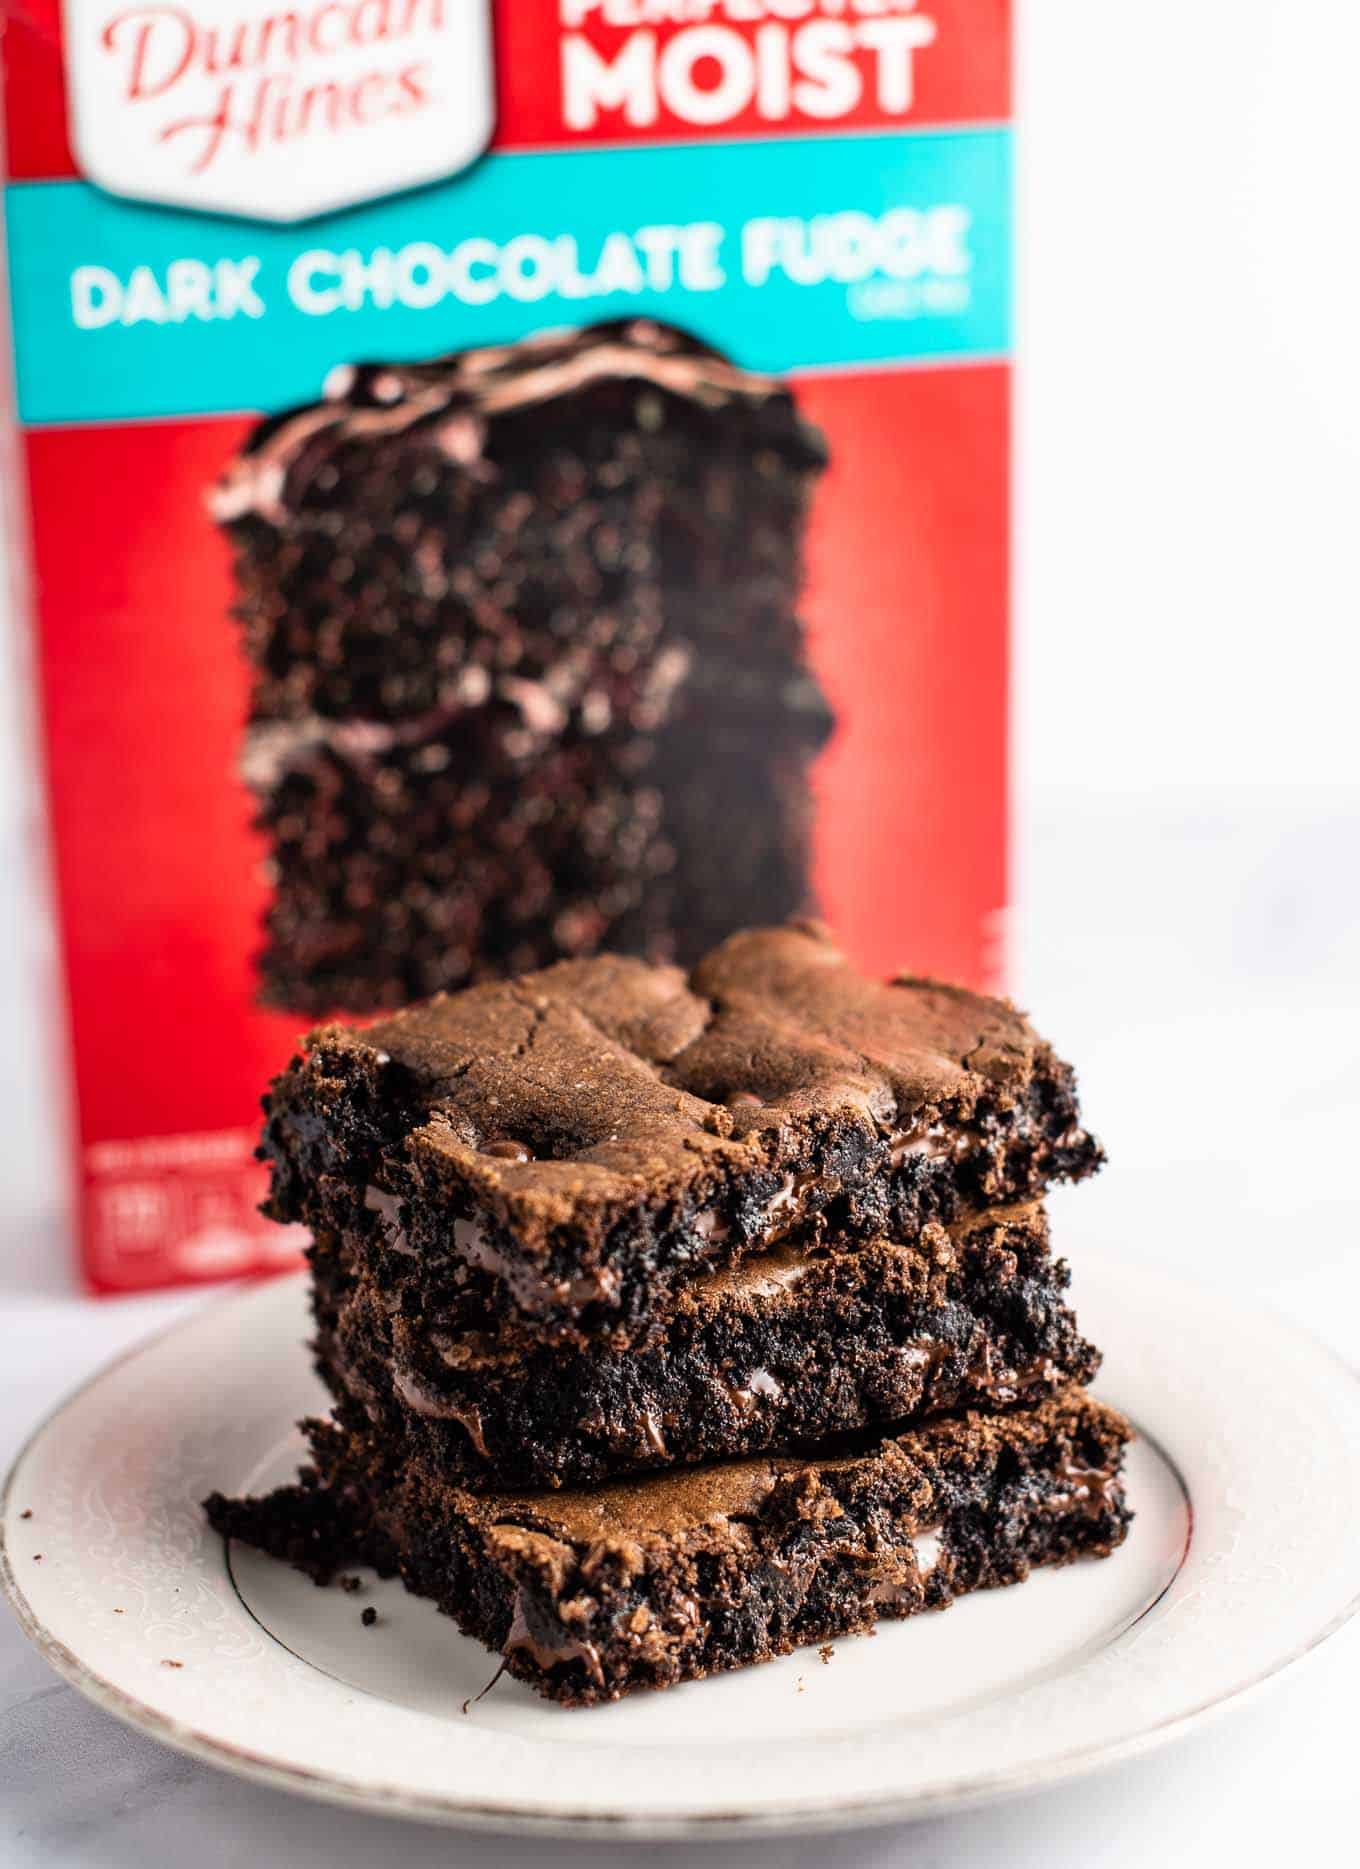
[5,127,1011,427]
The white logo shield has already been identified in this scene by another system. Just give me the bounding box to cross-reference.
[62,0,496,221]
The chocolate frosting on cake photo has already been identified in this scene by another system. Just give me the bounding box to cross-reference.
[211,318,834,1015]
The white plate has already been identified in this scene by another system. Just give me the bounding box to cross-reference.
[2,1258,1358,1837]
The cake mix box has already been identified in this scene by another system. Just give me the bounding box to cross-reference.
[0,0,1012,1291]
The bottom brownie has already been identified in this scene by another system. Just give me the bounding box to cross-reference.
[205,1389,1131,1707]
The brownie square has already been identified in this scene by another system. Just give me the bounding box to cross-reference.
[312,1201,1099,1490]
[262,922,1104,1339]
[206,1388,1131,1706]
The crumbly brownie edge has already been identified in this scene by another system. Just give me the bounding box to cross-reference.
[310,1208,1102,1490]
[203,1389,1131,1707]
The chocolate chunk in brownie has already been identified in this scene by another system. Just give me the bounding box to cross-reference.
[312,1202,1098,1490]
[205,1388,1131,1707]
[263,923,1104,1337]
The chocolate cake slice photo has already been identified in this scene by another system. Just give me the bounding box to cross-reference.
[205,920,1131,1707]
[212,319,834,1015]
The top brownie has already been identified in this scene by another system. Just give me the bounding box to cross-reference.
[263,922,1103,1336]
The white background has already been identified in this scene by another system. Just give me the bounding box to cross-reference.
[2,2,1359,1864]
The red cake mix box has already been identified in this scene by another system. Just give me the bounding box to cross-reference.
[0,0,1012,1291]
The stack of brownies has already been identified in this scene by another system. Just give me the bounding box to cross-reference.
[210,321,832,1015]
[209,922,1131,1705]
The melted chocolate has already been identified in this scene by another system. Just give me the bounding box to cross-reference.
[1049,1457,1122,1519]
[390,1367,491,1458]
[504,1591,604,1689]
[211,320,791,530]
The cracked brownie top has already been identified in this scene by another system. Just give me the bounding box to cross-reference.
[262,922,1103,1331]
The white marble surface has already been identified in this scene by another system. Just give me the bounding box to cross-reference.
[2,787,1358,1867]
